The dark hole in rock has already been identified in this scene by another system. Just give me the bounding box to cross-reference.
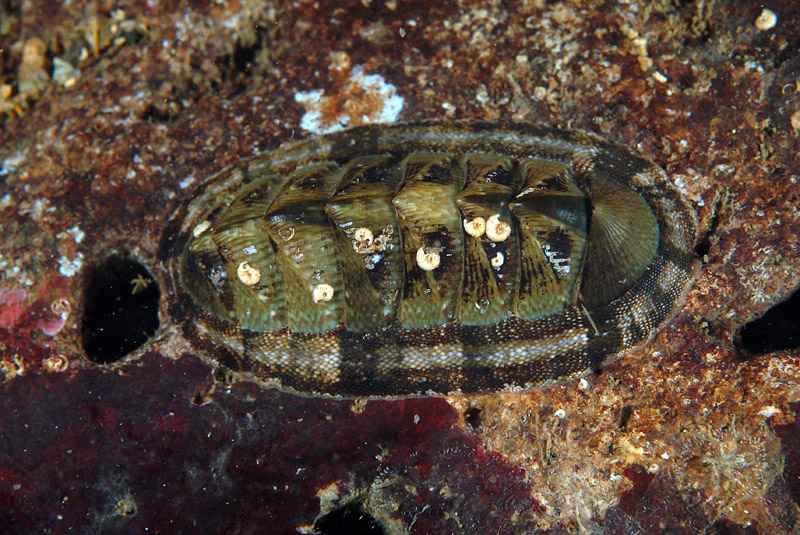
[707,518,754,535]
[464,407,483,430]
[314,502,385,535]
[694,233,712,259]
[141,104,175,123]
[214,367,235,385]
[694,204,720,259]
[81,256,160,364]
[738,287,800,355]
[619,405,633,430]
[231,35,259,76]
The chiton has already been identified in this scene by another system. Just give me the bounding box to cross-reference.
[161,121,699,397]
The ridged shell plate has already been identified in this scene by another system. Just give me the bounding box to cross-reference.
[161,121,698,397]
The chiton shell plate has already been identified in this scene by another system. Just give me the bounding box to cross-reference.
[161,121,699,398]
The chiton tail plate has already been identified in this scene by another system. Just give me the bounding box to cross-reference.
[163,121,699,398]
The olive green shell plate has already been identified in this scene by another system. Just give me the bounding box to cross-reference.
[160,121,699,398]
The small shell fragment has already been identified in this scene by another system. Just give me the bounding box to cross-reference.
[312,283,335,303]
[416,247,441,271]
[790,110,800,132]
[236,262,261,286]
[463,217,486,237]
[485,214,511,242]
[491,252,505,268]
[755,9,777,31]
[193,220,212,238]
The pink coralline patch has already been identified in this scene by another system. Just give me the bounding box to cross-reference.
[0,278,71,336]
[0,289,27,330]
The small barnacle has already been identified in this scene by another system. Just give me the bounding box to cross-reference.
[485,214,511,242]
[278,227,296,241]
[114,494,137,516]
[236,262,261,286]
[463,217,486,238]
[371,226,393,250]
[345,226,381,255]
[51,297,72,318]
[43,354,70,373]
[416,247,440,271]
[312,283,334,303]
[0,354,26,380]
[354,227,373,244]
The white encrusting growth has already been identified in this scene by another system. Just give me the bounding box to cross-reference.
[294,66,404,135]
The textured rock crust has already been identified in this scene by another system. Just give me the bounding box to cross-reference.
[1,1,799,533]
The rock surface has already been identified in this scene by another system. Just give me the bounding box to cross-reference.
[1,1,799,533]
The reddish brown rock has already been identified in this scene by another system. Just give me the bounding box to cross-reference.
[1,0,799,533]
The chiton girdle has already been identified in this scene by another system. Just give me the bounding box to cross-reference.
[161,121,699,398]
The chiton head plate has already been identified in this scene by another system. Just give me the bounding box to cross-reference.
[162,121,699,398]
